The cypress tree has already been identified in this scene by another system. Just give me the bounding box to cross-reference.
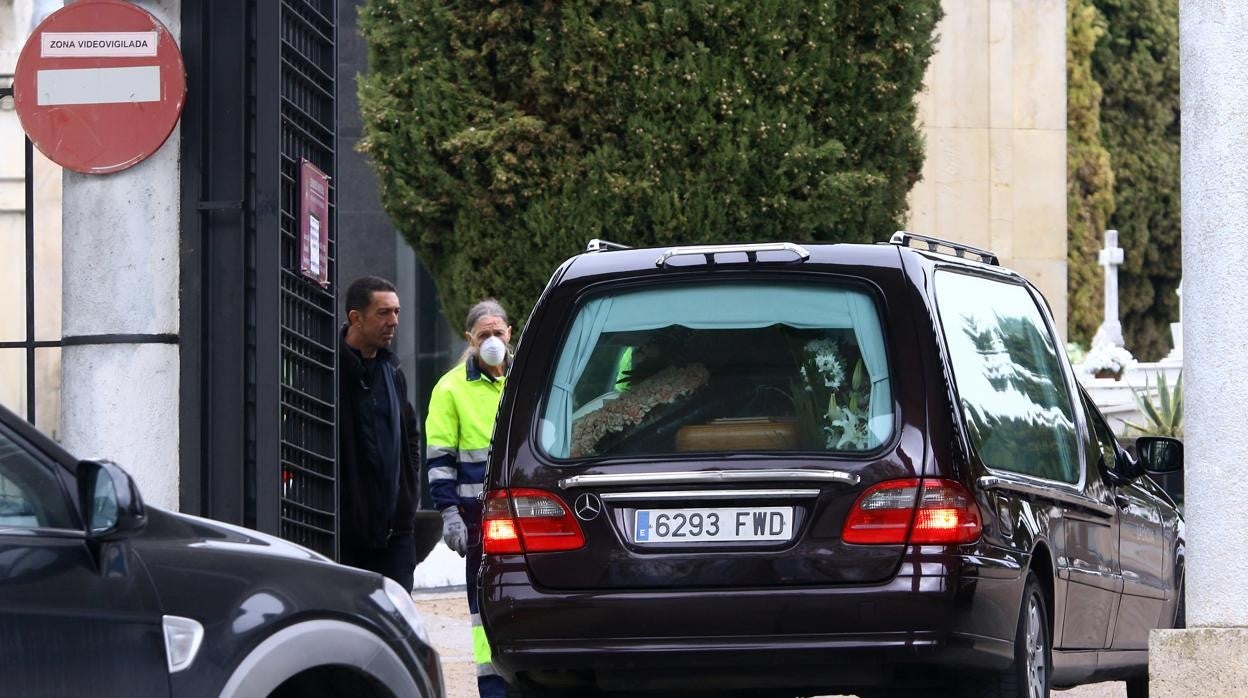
[1067,0,1115,348]
[358,1,943,326]
[1091,0,1180,360]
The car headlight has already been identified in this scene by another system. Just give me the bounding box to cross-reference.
[378,577,431,645]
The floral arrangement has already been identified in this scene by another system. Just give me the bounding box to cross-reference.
[1079,343,1136,379]
[570,363,710,457]
[793,339,872,450]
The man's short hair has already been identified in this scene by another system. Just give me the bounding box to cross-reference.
[345,276,398,315]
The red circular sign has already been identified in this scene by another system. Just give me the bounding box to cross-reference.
[13,0,187,175]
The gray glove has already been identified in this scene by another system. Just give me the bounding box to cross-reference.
[440,507,468,557]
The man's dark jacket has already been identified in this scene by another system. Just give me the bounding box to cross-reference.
[338,329,421,548]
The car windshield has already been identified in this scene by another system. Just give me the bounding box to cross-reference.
[538,281,893,459]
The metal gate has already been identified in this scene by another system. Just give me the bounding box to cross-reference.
[0,78,40,425]
[275,0,339,557]
[181,0,339,559]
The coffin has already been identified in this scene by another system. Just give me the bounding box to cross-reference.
[675,418,799,452]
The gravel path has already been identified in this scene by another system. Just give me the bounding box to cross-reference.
[413,590,1126,698]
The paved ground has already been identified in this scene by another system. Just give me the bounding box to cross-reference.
[412,590,1127,698]
[414,590,478,698]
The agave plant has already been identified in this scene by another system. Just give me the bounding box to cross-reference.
[1123,371,1183,438]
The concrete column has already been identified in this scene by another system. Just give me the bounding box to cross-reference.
[1151,2,1248,694]
[58,0,181,510]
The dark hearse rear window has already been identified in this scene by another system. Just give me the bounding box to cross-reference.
[538,282,893,459]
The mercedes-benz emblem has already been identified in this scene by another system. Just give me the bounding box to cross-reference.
[574,493,602,522]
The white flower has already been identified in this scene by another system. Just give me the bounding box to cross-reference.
[800,338,872,450]
[805,339,845,389]
[1080,344,1137,375]
[826,410,870,450]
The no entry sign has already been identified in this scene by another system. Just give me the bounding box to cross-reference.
[13,0,187,175]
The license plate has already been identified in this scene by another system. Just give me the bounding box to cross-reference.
[633,507,794,543]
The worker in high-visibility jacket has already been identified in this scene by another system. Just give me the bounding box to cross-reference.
[426,298,511,698]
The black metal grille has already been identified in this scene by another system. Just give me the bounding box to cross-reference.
[275,0,338,557]
[0,79,41,425]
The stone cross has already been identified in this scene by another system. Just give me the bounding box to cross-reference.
[1091,229,1125,348]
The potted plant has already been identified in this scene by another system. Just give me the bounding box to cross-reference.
[1080,343,1137,380]
[1123,371,1183,438]
[1121,371,1183,508]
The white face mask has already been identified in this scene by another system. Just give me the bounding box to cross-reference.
[479,336,507,367]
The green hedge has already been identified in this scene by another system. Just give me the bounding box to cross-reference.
[358,1,942,327]
[1092,0,1181,360]
[1066,0,1115,348]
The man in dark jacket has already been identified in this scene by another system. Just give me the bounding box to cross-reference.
[338,276,421,590]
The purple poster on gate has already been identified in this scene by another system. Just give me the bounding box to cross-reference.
[299,159,330,287]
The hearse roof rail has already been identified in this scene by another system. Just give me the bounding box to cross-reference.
[585,239,632,253]
[655,242,811,267]
[889,231,999,266]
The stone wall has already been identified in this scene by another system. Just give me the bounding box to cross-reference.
[908,0,1069,338]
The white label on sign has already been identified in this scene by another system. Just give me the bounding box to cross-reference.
[308,215,322,275]
[36,66,161,106]
[41,32,159,58]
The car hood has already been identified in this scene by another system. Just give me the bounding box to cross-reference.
[137,507,332,564]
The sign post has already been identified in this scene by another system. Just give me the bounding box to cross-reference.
[12,0,187,175]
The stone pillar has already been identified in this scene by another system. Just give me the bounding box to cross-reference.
[1151,2,1248,694]
[57,0,181,510]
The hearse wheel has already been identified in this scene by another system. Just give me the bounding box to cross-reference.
[959,571,1051,698]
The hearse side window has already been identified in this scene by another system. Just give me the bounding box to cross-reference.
[1081,391,1118,470]
[0,429,76,529]
[935,271,1079,483]
[538,282,893,459]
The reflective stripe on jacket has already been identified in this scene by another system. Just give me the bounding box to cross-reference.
[425,357,506,512]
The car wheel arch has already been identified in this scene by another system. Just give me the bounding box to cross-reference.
[218,619,427,698]
[1028,540,1057,636]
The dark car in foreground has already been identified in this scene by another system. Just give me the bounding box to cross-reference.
[478,235,1185,697]
[0,402,443,697]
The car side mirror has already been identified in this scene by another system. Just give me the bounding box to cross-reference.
[1135,436,1183,476]
[76,460,147,540]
